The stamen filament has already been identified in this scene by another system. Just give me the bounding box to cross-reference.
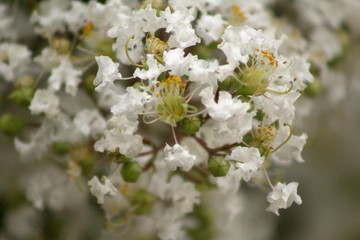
[265,82,293,95]
[125,36,144,68]
[271,123,292,154]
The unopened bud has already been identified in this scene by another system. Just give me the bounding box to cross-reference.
[208,156,230,177]
[121,161,142,183]
[9,87,34,107]
[0,113,26,135]
[52,141,70,156]
[127,189,157,215]
[218,76,237,90]
[180,116,201,135]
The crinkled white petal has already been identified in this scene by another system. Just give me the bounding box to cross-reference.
[196,14,227,45]
[164,144,196,171]
[200,86,250,121]
[0,43,31,82]
[134,54,165,84]
[94,117,143,158]
[163,48,197,77]
[271,125,307,165]
[226,147,264,182]
[29,89,60,117]
[111,87,152,121]
[73,109,107,138]
[88,176,118,204]
[94,56,122,92]
[48,56,82,96]
[266,182,302,215]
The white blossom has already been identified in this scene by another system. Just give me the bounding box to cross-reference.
[88,176,118,204]
[29,89,60,118]
[164,144,196,171]
[94,116,143,158]
[266,182,302,215]
[226,147,264,182]
[93,56,122,92]
[48,56,82,96]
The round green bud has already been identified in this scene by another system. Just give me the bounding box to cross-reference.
[9,87,34,107]
[128,189,157,215]
[208,156,230,177]
[304,78,322,98]
[180,116,201,135]
[0,113,26,136]
[79,154,96,175]
[121,162,142,183]
[52,141,70,156]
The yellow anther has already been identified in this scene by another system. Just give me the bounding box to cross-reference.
[232,4,247,22]
[121,182,128,195]
[82,22,93,37]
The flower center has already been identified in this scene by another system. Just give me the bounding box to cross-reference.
[156,75,188,126]
[145,34,169,57]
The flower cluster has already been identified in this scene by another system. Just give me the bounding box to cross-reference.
[7,0,359,239]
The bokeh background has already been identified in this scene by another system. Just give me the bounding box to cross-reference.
[1,0,360,239]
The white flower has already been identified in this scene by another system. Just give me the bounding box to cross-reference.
[134,54,165,84]
[93,56,122,92]
[254,91,301,125]
[199,107,255,148]
[188,58,219,87]
[88,176,118,204]
[196,14,227,45]
[29,89,60,117]
[164,144,196,171]
[73,109,107,138]
[200,86,249,121]
[218,25,281,66]
[163,49,197,77]
[162,7,200,49]
[48,56,82,96]
[63,1,90,33]
[270,125,307,165]
[94,116,143,158]
[111,87,152,121]
[34,47,62,71]
[266,182,302,215]
[0,43,31,82]
[226,147,264,182]
[30,0,70,35]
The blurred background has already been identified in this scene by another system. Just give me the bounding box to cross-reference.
[1,0,360,239]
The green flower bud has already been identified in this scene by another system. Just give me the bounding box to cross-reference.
[304,78,321,98]
[0,113,26,136]
[218,76,238,90]
[121,162,142,183]
[180,116,201,135]
[9,87,34,107]
[127,189,157,215]
[52,141,70,156]
[79,154,96,175]
[208,156,230,177]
